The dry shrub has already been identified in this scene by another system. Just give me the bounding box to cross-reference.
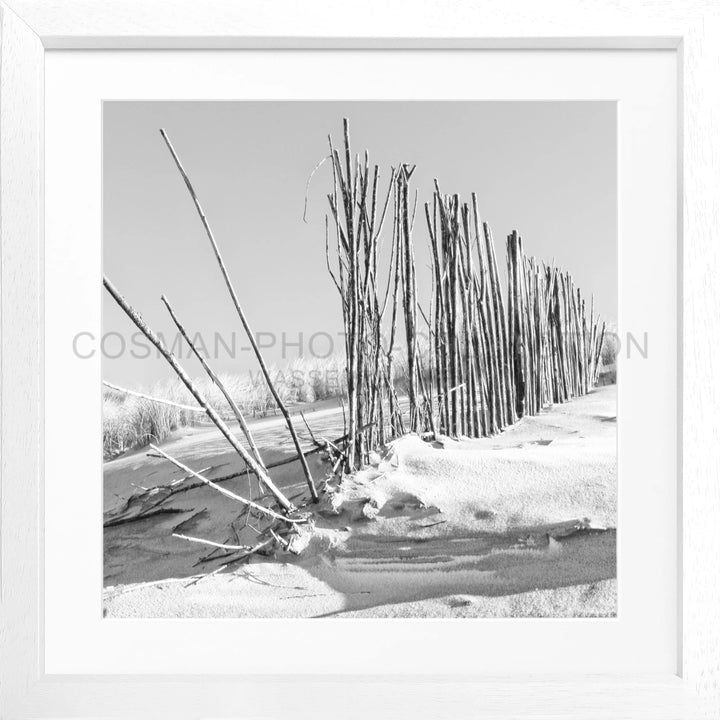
[598,324,618,385]
[103,384,194,459]
[103,355,348,459]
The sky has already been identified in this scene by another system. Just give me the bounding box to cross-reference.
[103,101,617,389]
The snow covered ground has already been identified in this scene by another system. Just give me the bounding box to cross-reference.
[104,384,616,618]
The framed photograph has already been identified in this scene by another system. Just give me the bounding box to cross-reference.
[1,1,718,717]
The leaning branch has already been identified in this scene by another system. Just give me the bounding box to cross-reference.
[161,294,267,472]
[102,275,295,513]
[102,380,203,413]
[159,128,318,503]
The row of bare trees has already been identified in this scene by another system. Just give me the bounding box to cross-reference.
[324,120,606,464]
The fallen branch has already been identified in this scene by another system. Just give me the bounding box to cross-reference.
[104,506,190,528]
[172,532,251,552]
[197,537,276,569]
[225,538,275,567]
[184,562,229,587]
[269,528,298,554]
[149,444,307,525]
[103,380,202,412]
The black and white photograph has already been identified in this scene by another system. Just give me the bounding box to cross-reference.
[6,1,718,715]
[102,101,618,619]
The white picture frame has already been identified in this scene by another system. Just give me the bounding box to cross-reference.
[1,1,718,717]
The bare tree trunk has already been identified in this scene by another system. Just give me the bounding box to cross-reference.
[161,294,267,472]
